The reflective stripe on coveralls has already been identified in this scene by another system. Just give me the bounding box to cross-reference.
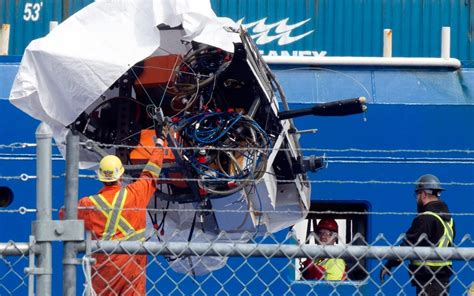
[144,162,162,178]
[89,188,145,241]
[412,211,454,267]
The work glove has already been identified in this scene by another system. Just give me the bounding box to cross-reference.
[300,258,325,280]
[153,107,167,146]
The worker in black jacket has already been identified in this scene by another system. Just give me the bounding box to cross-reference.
[380,174,455,296]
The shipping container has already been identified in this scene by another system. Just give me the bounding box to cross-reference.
[212,0,474,60]
[1,0,474,60]
[0,0,93,55]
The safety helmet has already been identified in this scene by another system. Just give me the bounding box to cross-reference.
[316,218,339,233]
[415,174,444,193]
[98,155,124,182]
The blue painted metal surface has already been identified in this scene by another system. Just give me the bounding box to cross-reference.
[3,56,474,105]
[0,62,473,294]
[0,0,93,55]
[273,66,474,105]
[211,0,474,60]
[1,0,474,59]
[0,56,19,101]
[287,102,474,295]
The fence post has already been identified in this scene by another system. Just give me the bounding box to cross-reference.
[35,122,53,296]
[63,130,79,296]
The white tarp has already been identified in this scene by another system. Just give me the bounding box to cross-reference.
[9,0,240,145]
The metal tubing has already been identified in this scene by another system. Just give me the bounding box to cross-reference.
[263,56,461,68]
[77,241,474,261]
[63,131,80,296]
[28,236,35,296]
[247,98,261,119]
[0,242,30,256]
[441,27,451,59]
[383,29,392,58]
[35,122,53,296]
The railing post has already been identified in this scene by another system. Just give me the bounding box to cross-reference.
[63,130,79,296]
[383,29,392,58]
[441,26,451,59]
[0,24,10,55]
[49,21,59,32]
[35,122,53,296]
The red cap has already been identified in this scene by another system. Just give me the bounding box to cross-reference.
[317,218,338,233]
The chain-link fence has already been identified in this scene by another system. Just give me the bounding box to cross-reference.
[1,229,473,295]
[0,241,30,296]
[73,227,474,295]
[1,127,474,296]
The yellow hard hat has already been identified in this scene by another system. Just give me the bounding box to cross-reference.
[97,155,124,182]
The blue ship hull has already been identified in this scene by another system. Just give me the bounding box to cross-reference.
[1,57,473,295]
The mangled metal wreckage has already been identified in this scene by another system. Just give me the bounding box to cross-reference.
[9,0,366,274]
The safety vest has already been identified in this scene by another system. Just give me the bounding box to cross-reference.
[411,211,454,267]
[314,258,346,281]
[89,188,146,241]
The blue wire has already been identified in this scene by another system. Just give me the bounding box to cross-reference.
[174,111,271,186]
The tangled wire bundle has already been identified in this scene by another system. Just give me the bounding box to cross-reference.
[172,111,270,195]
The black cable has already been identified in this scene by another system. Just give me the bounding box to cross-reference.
[187,210,198,242]
[156,200,170,234]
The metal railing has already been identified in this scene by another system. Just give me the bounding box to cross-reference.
[0,123,473,295]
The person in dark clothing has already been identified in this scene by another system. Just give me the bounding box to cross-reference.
[380,174,455,296]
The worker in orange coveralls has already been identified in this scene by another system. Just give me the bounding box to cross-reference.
[300,218,346,281]
[77,124,166,295]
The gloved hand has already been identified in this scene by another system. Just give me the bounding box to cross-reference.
[153,107,167,146]
[300,258,325,280]
[379,265,392,284]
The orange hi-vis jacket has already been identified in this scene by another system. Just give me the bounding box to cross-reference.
[78,147,164,296]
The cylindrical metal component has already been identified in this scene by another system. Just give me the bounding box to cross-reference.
[441,26,451,59]
[0,243,30,256]
[383,29,392,58]
[35,122,53,296]
[293,129,318,134]
[36,123,53,221]
[63,130,80,296]
[0,24,10,55]
[263,56,461,68]
[63,131,79,220]
[76,241,474,261]
[247,98,261,119]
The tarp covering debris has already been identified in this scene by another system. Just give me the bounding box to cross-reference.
[9,0,239,145]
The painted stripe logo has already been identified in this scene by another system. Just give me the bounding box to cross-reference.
[239,18,313,45]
